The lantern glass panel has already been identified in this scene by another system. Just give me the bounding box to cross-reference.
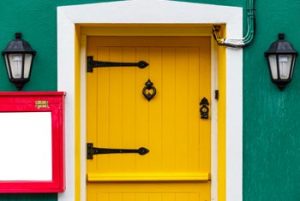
[4,55,11,79]
[24,54,33,79]
[8,54,23,79]
[290,56,296,79]
[278,55,293,80]
[268,55,278,79]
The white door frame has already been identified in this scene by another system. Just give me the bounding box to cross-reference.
[57,1,243,201]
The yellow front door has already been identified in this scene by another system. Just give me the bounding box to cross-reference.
[86,36,211,201]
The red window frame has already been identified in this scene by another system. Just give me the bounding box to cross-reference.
[0,92,65,193]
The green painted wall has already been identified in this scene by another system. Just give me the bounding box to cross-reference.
[243,1,300,201]
[0,0,300,200]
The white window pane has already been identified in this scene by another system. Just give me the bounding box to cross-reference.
[0,112,52,181]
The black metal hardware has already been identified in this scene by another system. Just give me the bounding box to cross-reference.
[200,97,209,119]
[215,90,219,100]
[2,33,36,90]
[87,56,149,72]
[142,79,156,101]
[87,143,149,159]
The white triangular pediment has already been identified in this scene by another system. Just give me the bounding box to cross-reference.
[60,0,242,26]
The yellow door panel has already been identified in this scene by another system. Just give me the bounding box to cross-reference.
[87,36,211,201]
[87,183,210,201]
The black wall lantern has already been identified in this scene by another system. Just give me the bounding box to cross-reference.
[2,33,36,90]
[265,33,298,90]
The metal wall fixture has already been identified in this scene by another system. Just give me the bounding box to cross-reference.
[265,33,298,90]
[142,79,156,101]
[87,56,149,72]
[200,97,209,119]
[87,143,149,159]
[2,33,36,90]
[213,0,255,48]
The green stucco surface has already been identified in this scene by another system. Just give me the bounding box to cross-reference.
[0,0,300,200]
[243,1,300,200]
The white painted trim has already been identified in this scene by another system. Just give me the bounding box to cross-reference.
[57,8,75,201]
[211,38,219,201]
[79,35,87,201]
[0,112,52,181]
[57,1,243,201]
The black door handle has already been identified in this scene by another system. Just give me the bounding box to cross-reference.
[87,143,149,159]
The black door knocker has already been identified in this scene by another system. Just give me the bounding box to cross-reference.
[200,97,209,119]
[143,79,156,101]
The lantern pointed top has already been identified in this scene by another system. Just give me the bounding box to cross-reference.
[2,32,36,55]
[265,33,297,55]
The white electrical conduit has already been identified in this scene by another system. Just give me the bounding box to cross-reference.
[213,0,255,48]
